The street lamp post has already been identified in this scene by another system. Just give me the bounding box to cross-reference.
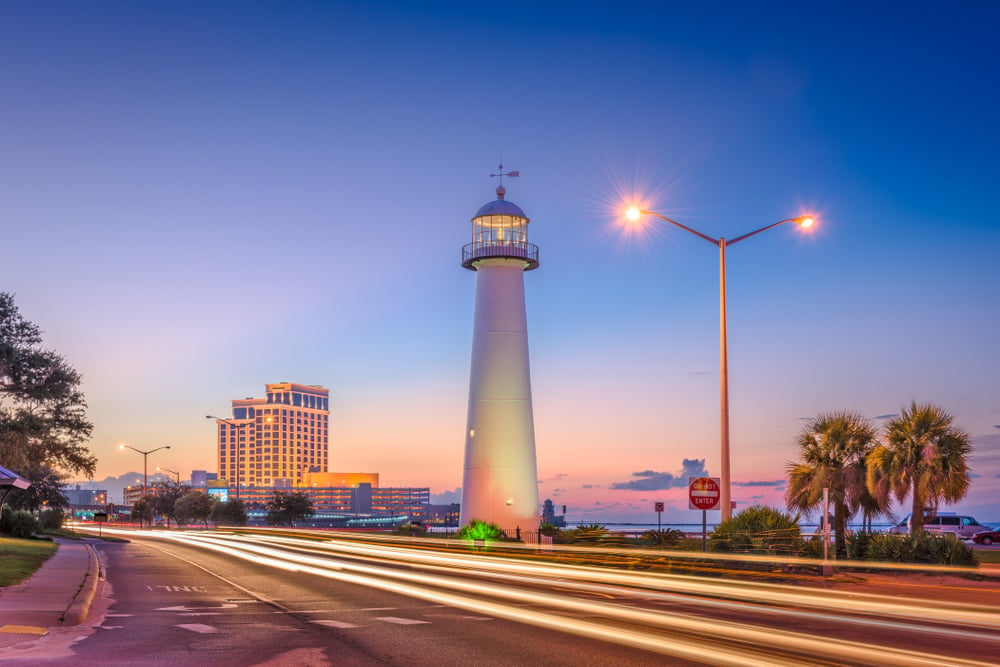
[625,208,814,521]
[157,466,181,485]
[119,444,171,500]
[206,415,247,500]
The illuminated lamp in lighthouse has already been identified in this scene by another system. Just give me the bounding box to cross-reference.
[459,165,540,533]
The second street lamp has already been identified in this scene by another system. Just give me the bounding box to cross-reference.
[625,207,814,521]
[207,415,247,500]
[157,466,181,485]
[119,444,171,500]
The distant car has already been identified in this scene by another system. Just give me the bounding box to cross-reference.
[888,513,988,539]
[972,530,1000,546]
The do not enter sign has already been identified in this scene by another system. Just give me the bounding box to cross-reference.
[688,477,721,511]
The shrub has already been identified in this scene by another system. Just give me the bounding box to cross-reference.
[395,522,427,537]
[567,523,609,543]
[846,530,876,560]
[800,534,825,559]
[864,532,977,566]
[539,523,562,537]
[1,509,40,538]
[708,505,805,555]
[642,528,686,547]
[38,508,64,531]
[456,519,504,542]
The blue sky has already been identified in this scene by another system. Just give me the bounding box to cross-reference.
[3,1,998,522]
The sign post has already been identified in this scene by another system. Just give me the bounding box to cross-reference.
[689,477,721,552]
[654,502,664,531]
[94,511,108,538]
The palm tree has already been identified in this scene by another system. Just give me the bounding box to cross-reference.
[786,410,879,558]
[867,402,971,534]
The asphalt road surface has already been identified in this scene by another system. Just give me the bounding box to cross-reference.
[5,529,999,666]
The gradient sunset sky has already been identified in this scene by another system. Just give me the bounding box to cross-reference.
[3,2,998,522]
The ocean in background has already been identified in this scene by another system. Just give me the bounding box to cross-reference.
[564,522,999,533]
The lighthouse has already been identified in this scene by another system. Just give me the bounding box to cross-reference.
[460,166,540,533]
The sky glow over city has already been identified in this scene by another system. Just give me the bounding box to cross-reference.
[3,1,998,522]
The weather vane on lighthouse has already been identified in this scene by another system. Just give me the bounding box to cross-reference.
[490,161,519,197]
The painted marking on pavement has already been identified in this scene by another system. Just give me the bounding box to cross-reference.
[177,623,220,634]
[312,620,360,629]
[157,603,238,612]
[375,617,430,625]
[147,585,209,592]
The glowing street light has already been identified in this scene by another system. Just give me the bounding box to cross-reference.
[624,207,815,520]
[157,466,181,485]
[207,415,248,500]
[119,443,171,500]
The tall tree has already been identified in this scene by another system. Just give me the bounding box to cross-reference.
[265,490,314,527]
[174,490,215,527]
[0,294,96,496]
[786,410,880,558]
[211,498,247,526]
[150,484,185,527]
[867,402,971,534]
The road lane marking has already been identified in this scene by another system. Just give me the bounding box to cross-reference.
[177,623,219,634]
[375,617,430,625]
[312,620,360,629]
[157,604,238,612]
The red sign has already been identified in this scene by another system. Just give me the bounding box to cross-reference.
[688,477,721,511]
[654,502,664,513]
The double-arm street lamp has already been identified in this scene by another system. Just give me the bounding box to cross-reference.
[206,415,247,500]
[157,466,181,485]
[625,207,814,521]
[119,444,171,500]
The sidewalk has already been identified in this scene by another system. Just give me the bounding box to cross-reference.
[0,539,100,647]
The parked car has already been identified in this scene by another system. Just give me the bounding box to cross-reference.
[888,513,988,539]
[972,530,1000,545]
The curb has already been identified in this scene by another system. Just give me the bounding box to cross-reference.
[62,542,99,626]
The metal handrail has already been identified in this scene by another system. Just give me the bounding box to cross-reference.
[462,241,539,269]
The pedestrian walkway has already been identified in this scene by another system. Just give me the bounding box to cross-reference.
[0,539,99,648]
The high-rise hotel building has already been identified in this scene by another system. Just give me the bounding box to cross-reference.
[214,382,330,493]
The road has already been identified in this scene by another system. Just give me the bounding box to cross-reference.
[6,528,1000,666]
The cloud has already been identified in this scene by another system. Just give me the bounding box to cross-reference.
[551,473,569,479]
[610,459,709,491]
[582,484,594,489]
[994,425,1000,430]
[430,488,461,504]
[873,414,897,420]
[733,480,783,487]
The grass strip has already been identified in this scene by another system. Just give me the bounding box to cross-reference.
[0,537,58,587]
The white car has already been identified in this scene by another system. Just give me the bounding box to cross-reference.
[888,513,987,539]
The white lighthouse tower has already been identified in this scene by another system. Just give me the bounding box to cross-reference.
[460,166,540,533]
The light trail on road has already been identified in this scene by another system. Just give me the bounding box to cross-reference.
[91,528,1000,667]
